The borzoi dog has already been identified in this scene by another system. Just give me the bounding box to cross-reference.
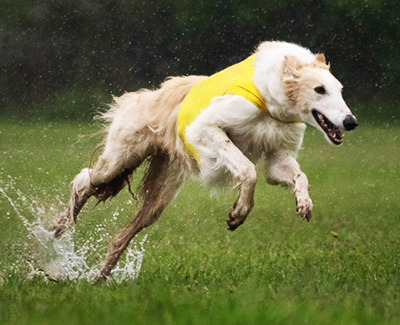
[53,41,358,281]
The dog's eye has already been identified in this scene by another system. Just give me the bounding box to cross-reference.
[314,86,326,95]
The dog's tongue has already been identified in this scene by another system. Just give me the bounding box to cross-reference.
[316,111,343,145]
[328,125,343,143]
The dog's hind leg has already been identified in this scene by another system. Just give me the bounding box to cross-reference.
[95,153,184,281]
[53,127,157,237]
[53,168,94,237]
[53,151,146,237]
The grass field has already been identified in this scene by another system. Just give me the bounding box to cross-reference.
[0,118,399,324]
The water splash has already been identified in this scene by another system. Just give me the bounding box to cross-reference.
[0,176,148,283]
[110,234,148,282]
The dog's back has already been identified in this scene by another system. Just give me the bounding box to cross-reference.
[97,75,206,161]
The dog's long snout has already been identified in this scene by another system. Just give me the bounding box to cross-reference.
[343,114,358,131]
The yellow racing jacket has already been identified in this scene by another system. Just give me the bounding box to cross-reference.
[177,55,272,162]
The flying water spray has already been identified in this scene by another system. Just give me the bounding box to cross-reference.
[0,176,147,283]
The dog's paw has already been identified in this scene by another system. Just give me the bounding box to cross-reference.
[52,210,71,237]
[227,212,243,231]
[52,224,67,238]
[226,204,251,231]
[92,273,108,283]
[296,196,313,222]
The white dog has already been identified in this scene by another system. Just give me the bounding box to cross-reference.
[54,41,357,280]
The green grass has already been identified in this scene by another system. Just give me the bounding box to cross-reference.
[0,118,399,324]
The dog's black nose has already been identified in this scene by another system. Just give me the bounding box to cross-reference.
[343,115,358,131]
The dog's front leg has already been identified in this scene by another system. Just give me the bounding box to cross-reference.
[266,154,313,221]
[225,145,257,231]
[187,126,257,231]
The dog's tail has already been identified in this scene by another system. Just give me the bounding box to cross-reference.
[92,168,137,205]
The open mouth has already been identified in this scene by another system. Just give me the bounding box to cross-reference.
[312,109,343,145]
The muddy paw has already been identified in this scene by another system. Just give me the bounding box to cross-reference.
[296,197,313,222]
[92,273,108,283]
[227,212,243,231]
[52,224,68,238]
[52,210,72,237]
[52,220,69,238]
[226,205,251,231]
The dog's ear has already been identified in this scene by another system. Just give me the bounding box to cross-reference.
[282,55,303,78]
[315,53,326,64]
[314,53,330,70]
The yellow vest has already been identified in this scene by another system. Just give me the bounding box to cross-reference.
[178,55,286,162]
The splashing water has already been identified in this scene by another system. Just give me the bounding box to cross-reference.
[0,176,148,283]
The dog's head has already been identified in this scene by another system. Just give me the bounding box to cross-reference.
[282,54,357,145]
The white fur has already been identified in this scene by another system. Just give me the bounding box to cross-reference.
[55,41,356,280]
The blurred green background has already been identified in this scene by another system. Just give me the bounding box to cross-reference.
[1,2,400,323]
[1,0,399,121]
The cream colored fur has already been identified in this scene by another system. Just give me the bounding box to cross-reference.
[53,41,357,281]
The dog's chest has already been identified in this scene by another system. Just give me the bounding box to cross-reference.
[227,118,305,162]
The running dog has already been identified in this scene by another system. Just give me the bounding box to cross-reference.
[53,41,358,280]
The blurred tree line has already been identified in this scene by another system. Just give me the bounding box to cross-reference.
[0,0,399,119]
